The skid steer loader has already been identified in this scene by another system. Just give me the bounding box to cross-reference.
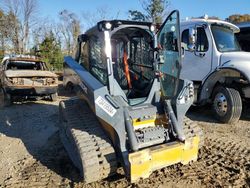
[59,10,203,183]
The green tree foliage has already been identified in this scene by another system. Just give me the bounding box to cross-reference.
[38,32,64,71]
[128,10,146,21]
[128,0,168,24]
[227,14,250,24]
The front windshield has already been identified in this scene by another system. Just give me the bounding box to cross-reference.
[6,61,46,70]
[211,24,241,52]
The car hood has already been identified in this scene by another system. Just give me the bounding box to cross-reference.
[5,70,58,78]
[220,51,250,81]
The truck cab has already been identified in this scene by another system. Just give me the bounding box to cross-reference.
[180,17,250,123]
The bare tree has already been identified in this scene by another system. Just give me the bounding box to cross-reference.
[32,19,63,49]
[0,10,7,54]
[21,0,38,53]
[2,0,38,53]
[1,0,21,53]
[59,9,81,55]
[82,6,120,30]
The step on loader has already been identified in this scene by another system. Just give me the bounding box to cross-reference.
[59,10,203,183]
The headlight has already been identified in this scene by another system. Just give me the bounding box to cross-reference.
[98,21,113,31]
[9,78,24,85]
[105,22,112,30]
[46,78,57,85]
[150,24,155,32]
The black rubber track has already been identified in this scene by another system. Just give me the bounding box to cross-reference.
[183,117,204,148]
[59,98,117,183]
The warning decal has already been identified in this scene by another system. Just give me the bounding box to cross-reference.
[95,96,117,117]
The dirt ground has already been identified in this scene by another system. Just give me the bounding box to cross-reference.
[0,86,249,188]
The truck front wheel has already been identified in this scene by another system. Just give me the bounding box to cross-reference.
[212,86,242,124]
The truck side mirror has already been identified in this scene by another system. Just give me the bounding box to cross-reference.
[188,27,196,52]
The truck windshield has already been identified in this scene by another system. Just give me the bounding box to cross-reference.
[211,24,241,52]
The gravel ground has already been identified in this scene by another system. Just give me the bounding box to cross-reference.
[0,86,249,188]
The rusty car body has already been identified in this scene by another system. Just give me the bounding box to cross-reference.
[0,55,58,106]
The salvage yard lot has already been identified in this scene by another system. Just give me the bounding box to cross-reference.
[0,85,249,188]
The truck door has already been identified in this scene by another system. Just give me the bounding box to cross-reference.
[157,10,181,98]
[180,26,212,81]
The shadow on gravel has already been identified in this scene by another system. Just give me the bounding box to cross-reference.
[186,103,250,123]
[241,102,250,121]
[0,86,83,185]
[186,104,219,123]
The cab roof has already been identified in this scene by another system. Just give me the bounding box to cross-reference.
[2,55,42,63]
[85,20,154,35]
[181,18,240,33]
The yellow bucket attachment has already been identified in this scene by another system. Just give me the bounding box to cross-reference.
[129,137,199,182]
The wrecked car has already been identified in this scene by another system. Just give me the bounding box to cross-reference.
[0,55,58,106]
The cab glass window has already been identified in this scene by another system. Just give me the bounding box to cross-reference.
[79,42,89,70]
[158,10,181,99]
[211,24,241,52]
[196,27,208,52]
[181,28,208,52]
[89,35,107,85]
[181,29,189,50]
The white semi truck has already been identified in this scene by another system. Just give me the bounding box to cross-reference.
[180,17,250,123]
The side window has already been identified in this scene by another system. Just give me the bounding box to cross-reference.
[89,35,107,85]
[181,29,189,50]
[181,28,208,52]
[79,42,89,70]
[196,27,208,52]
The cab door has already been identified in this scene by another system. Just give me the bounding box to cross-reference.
[157,10,181,98]
[180,26,212,81]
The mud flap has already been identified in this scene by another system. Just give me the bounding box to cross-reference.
[129,137,200,182]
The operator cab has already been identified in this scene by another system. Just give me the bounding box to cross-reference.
[75,12,181,105]
[111,26,155,99]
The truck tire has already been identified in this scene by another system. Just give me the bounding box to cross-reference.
[212,86,242,124]
[59,98,117,183]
